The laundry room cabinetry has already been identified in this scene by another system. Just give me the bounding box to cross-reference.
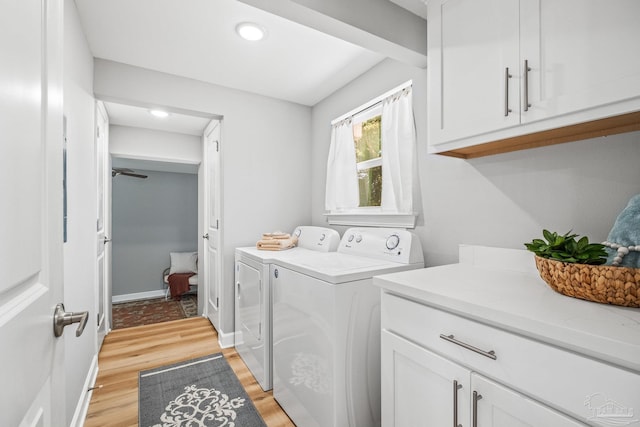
[375,245,640,427]
[382,330,584,426]
[427,0,640,157]
[381,295,585,426]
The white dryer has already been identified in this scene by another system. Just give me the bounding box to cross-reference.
[271,227,424,427]
[234,226,340,392]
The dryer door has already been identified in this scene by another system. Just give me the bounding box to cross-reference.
[235,259,271,391]
[236,261,263,344]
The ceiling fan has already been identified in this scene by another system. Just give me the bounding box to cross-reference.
[111,168,148,179]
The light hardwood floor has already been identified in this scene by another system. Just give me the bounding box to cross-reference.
[84,317,295,427]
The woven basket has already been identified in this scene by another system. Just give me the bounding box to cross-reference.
[534,256,640,308]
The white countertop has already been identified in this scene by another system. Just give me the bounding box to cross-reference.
[373,245,640,373]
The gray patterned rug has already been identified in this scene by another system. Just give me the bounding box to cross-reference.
[139,353,266,427]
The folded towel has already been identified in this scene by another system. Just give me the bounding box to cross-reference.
[257,236,298,251]
[262,232,291,240]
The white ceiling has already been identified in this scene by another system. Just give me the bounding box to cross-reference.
[103,102,212,136]
[75,0,386,107]
[75,0,425,172]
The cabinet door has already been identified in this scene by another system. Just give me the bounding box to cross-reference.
[381,330,470,427]
[428,0,520,146]
[472,374,586,426]
[520,0,640,123]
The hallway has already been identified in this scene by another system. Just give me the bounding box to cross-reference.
[85,317,294,426]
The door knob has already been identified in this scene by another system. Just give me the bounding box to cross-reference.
[103,236,111,244]
[202,233,209,239]
[53,303,89,337]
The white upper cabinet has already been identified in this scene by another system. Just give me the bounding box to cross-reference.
[428,0,520,145]
[428,0,640,156]
[521,0,640,123]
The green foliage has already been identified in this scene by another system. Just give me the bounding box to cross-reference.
[524,230,607,265]
[358,166,382,207]
[354,116,381,163]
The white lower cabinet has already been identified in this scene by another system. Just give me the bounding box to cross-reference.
[382,330,583,426]
[471,374,584,427]
[382,330,470,426]
[379,291,640,426]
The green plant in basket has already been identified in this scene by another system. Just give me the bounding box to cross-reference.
[524,230,608,265]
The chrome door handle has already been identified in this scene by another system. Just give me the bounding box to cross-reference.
[504,67,513,116]
[440,334,497,360]
[473,391,483,427]
[523,59,532,112]
[103,236,111,244]
[453,380,462,427]
[53,303,89,337]
[202,233,209,239]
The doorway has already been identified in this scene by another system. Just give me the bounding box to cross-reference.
[110,162,199,329]
[96,100,220,331]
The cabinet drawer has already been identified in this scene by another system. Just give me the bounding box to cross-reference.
[381,292,640,424]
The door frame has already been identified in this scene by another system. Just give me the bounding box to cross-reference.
[201,119,223,336]
[96,100,111,344]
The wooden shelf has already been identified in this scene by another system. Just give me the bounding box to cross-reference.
[437,110,640,159]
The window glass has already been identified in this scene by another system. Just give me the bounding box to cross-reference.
[353,115,382,207]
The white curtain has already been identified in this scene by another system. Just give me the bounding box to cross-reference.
[325,119,359,211]
[381,88,416,213]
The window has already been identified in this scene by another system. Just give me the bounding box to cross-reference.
[353,107,382,207]
[325,81,417,228]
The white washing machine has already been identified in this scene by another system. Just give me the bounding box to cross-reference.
[234,226,340,392]
[271,227,424,427]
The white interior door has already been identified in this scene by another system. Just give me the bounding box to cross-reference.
[95,101,110,343]
[0,0,66,425]
[203,120,222,330]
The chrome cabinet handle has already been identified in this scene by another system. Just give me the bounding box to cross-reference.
[504,67,512,116]
[236,282,240,298]
[524,59,532,112]
[473,390,483,427]
[53,303,89,337]
[439,334,497,360]
[453,380,462,427]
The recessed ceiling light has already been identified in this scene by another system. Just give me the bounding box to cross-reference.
[236,22,266,41]
[149,109,169,118]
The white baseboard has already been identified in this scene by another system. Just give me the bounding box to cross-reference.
[217,329,236,349]
[112,289,165,303]
[70,354,99,427]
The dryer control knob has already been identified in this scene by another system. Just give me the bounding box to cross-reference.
[355,235,362,243]
[320,233,325,241]
[348,234,354,242]
[294,228,302,237]
[386,234,400,250]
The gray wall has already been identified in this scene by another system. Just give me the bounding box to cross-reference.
[311,58,640,266]
[112,169,198,297]
[94,59,312,336]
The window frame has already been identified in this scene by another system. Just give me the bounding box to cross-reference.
[324,81,417,229]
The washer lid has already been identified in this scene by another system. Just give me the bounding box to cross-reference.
[274,252,423,284]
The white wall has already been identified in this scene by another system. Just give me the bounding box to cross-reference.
[110,125,202,165]
[111,169,198,297]
[94,59,312,336]
[63,0,97,424]
[311,58,640,266]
